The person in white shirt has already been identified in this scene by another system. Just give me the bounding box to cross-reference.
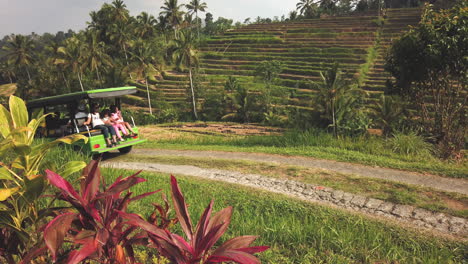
[83,104,118,148]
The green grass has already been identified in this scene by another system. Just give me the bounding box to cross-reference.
[139,127,468,178]
[113,154,468,218]
[101,168,467,263]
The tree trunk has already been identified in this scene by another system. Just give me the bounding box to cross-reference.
[96,67,103,88]
[145,76,153,115]
[196,12,200,39]
[189,68,198,120]
[123,44,129,66]
[62,71,70,92]
[332,98,337,138]
[25,68,31,82]
[123,45,133,79]
[78,72,85,91]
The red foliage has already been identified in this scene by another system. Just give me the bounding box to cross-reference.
[40,161,268,263]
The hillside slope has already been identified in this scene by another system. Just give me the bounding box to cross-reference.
[127,8,422,114]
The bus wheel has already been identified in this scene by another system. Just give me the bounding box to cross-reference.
[92,153,103,160]
[119,146,132,154]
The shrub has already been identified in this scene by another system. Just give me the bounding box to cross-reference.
[35,161,269,263]
[0,96,87,263]
[388,131,434,157]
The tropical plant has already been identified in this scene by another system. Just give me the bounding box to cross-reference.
[222,77,251,123]
[39,161,268,263]
[296,0,320,18]
[186,0,208,38]
[0,60,16,84]
[371,94,405,135]
[313,63,367,136]
[57,36,86,91]
[136,12,158,39]
[39,161,162,264]
[130,40,161,115]
[255,60,283,86]
[169,30,200,119]
[385,3,467,159]
[120,175,269,263]
[160,0,185,39]
[2,35,35,82]
[82,31,113,88]
[0,96,87,264]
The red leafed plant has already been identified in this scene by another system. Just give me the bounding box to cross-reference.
[41,161,268,264]
[119,175,269,263]
[42,160,161,264]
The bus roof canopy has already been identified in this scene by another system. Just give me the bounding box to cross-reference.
[27,87,137,108]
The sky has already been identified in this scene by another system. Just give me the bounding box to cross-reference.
[0,0,298,37]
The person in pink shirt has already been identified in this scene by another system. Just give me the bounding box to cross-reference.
[110,105,137,137]
[102,109,128,141]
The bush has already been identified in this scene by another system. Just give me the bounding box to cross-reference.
[32,161,269,263]
[388,131,434,157]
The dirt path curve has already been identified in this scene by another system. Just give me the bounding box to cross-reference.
[133,149,468,195]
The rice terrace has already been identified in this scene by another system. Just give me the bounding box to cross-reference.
[0,0,467,263]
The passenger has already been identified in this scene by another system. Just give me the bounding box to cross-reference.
[67,104,88,133]
[83,104,118,148]
[110,105,137,137]
[102,109,127,142]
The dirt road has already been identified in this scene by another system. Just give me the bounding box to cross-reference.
[131,148,468,195]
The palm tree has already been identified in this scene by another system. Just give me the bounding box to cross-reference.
[57,37,86,91]
[110,0,129,23]
[169,30,199,119]
[3,34,35,81]
[160,0,185,39]
[296,0,315,16]
[109,22,132,66]
[185,0,207,38]
[136,12,157,39]
[83,31,113,88]
[0,60,16,83]
[313,63,362,137]
[129,41,159,115]
[45,40,71,91]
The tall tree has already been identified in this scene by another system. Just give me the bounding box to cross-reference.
[3,35,35,82]
[313,63,365,137]
[83,31,113,88]
[0,60,16,84]
[296,0,315,16]
[110,0,129,23]
[57,36,86,91]
[385,3,467,159]
[136,12,157,39]
[185,0,208,38]
[160,0,185,39]
[129,41,160,115]
[45,40,73,92]
[169,30,200,119]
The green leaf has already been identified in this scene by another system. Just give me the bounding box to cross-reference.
[0,203,8,211]
[0,104,13,139]
[9,95,28,128]
[58,161,87,178]
[0,167,14,181]
[12,142,32,156]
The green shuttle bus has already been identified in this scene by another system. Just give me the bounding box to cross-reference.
[27,87,146,154]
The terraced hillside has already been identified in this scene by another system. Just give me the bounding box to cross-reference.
[363,8,422,104]
[127,8,422,114]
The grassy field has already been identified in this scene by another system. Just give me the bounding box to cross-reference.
[99,167,467,263]
[138,124,468,179]
[112,154,468,218]
[38,142,467,262]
